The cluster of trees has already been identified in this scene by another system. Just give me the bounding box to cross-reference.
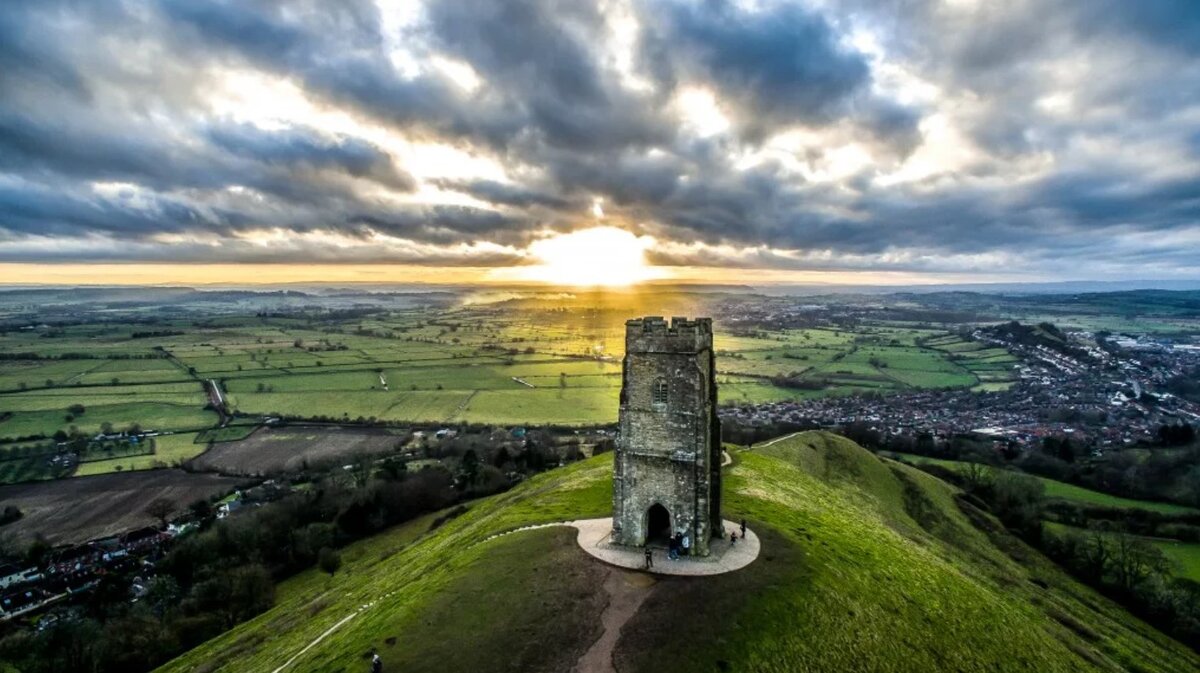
[915,461,1200,649]
[253,306,383,321]
[1042,528,1200,647]
[1158,422,1198,446]
[846,420,1200,508]
[767,374,826,390]
[721,418,818,446]
[0,352,166,361]
[427,428,586,479]
[46,423,148,455]
[1021,438,1200,508]
[1045,501,1200,542]
[1166,366,1200,404]
[0,463,483,673]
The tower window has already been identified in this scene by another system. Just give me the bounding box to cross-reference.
[652,378,669,406]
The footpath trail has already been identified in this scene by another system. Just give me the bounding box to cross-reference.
[572,568,656,673]
[753,432,803,448]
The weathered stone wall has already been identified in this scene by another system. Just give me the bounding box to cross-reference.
[611,316,721,556]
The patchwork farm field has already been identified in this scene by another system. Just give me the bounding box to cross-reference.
[0,306,1017,485]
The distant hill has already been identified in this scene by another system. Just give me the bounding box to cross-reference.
[158,432,1197,672]
[1056,289,1200,315]
[981,320,1095,361]
[755,280,1200,296]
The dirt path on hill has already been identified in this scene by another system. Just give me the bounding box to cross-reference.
[572,568,656,673]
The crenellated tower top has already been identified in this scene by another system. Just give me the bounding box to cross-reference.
[625,316,713,354]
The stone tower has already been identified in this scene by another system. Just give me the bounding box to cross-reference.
[611,316,721,556]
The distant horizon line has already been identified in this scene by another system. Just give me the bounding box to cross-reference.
[3,278,1200,293]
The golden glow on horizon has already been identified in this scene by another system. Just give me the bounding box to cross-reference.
[500,227,660,287]
[3,263,1030,288]
[8,264,495,286]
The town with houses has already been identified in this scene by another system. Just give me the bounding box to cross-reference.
[0,481,289,624]
[723,324,1200,455]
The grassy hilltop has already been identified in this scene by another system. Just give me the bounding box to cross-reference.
[157,432,1197,673]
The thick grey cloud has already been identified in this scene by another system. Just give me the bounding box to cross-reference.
[424,0,672,152]
[0,0,1196,278]
[430,179,573,210]
[205,124,414,191]
[642,2,864,126]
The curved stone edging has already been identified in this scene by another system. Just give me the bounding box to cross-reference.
[572,518,760,576]
[479,517,761,576]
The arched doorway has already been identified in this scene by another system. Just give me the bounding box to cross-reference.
[645,503,671,545]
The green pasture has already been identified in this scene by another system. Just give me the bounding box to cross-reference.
[1155,541,1200,583]
[195,424,259,443]
[229,390,471,423]
[74,432,207,476]
[0,315,1025,429]
[0,360,109,391]
[1040,479,1198,515]
[0,402,218,441]
[455,388,619,425]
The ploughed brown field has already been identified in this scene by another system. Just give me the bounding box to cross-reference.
[0,469,244,545]
[188,426,403,476]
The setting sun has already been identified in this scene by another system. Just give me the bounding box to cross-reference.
[509,227,660,286]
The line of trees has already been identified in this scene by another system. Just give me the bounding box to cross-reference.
[0,352,167,361]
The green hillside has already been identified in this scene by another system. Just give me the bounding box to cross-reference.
[156,432,1197,673]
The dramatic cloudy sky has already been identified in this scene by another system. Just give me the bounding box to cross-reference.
[2,0,1199,284]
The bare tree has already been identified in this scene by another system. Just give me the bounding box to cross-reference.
[960,461,994,493]
[350,451,373,488]
[1082,530,1111,583]
[1111,532,1169,592]
[144,497,176,529]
